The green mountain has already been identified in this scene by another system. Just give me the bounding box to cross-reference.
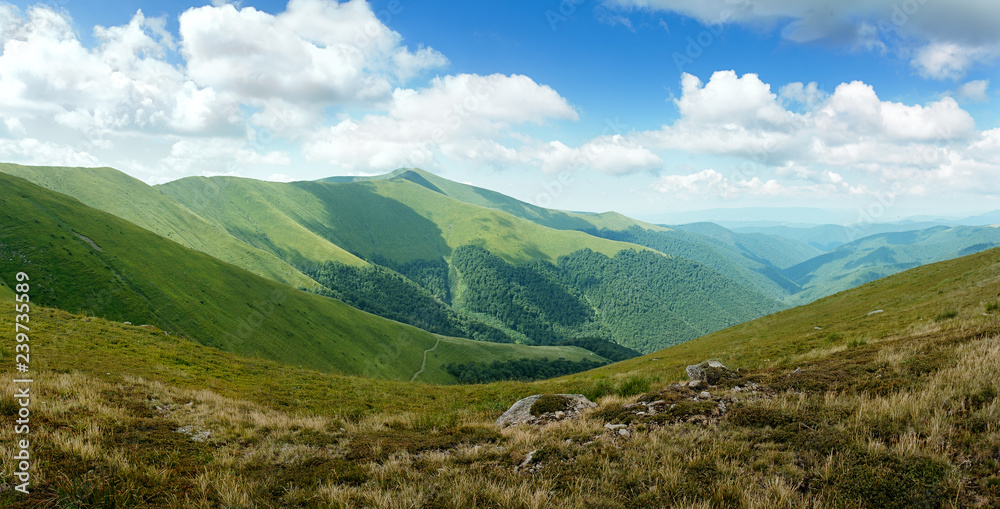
[320,167,664,232]
[0,163,341,288]
[159,174,785,352]
[159,174,641,267]
[0,172,598,382]
[5,240,997,507]
[784,224,1000,304]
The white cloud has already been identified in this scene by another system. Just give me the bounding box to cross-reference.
[675,71,793,128]
[607,0,1000,80]
[0,1,454,179]
[0,137,99,167]
[160,138,291,176]
[303,73,579,171]
[526,135,662,175]
[911,41,998,80]
[178,0,447,104]
[619,70,998,200]
[650,169,791,199]
[779,81,826,109]
[955,79,990,102]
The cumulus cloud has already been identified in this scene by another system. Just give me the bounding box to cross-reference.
[955,80,990,102]
[303,73,579,171]
[0,1,455,177]
[178,0,446,104]
[0,137,100,167]
[619,71,997,200]
[911,42,998,80]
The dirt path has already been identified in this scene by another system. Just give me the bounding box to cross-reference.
[410,337,442,382]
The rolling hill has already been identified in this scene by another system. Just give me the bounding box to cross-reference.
[0,163,339,288]
[0,172,599,382]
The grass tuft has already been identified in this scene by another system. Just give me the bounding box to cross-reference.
[934,309,958,321]
[615,376,650,397]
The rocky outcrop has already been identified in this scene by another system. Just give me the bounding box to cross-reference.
[496,394,597,428]
[685,360,736,385]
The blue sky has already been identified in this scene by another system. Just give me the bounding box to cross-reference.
[1,0,999,222]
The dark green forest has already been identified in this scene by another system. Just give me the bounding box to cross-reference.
[584,226,801,298]
[451,245,594,345]
[556,248,786,352]
[445,357,607,384]
[306,261,513,343]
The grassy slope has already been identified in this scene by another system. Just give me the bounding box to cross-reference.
[321,168,669,233]
[160,176,646,266]
[0,172,597,382]
[0,163,333,287]
[2,250,998,507]
[0,278,13,300]
[596,245,1000,382]
[784,225,1000,305]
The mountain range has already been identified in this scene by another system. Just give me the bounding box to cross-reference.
[3,210,998,506]
[3,163,1000,381]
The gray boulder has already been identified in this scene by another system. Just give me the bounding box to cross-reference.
[685,360,733,385]
[495,394,597,428]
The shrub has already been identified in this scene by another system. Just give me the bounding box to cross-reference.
[831,450,952,509]
[986,301,999,313]
[727,406,794,428]
[530,394,570,416]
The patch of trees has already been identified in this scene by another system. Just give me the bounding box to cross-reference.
[557,337,641,362]
[306,261,513,343]
[451,245,594,345]
[446,357,606,384]
[370,255,451,302]
[556,249,784,353]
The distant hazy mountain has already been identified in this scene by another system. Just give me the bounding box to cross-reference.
[730,222,954,251]
[782,225,1000,304]
[645,207,859,227]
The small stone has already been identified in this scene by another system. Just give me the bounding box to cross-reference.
[717,401,727,412]
[649,400,665,406]
[605,423,627,430]
[699,391,711,399]
[519,449,538,469]
[618,429,630,437]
